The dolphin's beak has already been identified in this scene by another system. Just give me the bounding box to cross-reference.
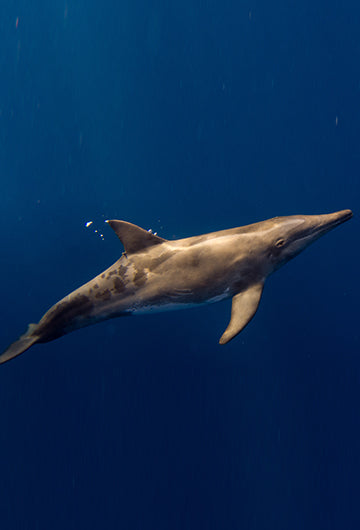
[322,209,353,226]
[312,209,353,237]
[279,209,353,265]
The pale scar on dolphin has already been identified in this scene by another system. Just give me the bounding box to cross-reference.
[0,209,353,364]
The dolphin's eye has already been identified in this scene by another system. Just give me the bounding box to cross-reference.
[275,238,285,248]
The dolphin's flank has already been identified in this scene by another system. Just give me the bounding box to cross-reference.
[0,209,353,364]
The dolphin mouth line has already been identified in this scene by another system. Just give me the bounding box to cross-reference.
[290,210,353,247]
[306,209,353,239]
[319,209,352,231]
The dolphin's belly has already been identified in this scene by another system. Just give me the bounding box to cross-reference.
[131,301,199,314]
[129,287,231,314]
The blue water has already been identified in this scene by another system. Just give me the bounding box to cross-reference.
[1,1,359,528]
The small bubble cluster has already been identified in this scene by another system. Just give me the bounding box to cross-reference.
[85,220,104,240]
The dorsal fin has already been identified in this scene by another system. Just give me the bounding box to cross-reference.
[106,220,167,254]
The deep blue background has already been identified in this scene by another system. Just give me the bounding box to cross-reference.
[1,1,359,528]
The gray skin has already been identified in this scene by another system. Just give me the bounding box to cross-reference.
[0,209,352,364]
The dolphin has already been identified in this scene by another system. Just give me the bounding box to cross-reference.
[0,209,352,364]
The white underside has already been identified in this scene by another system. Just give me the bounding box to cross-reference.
[131,302,199,315]
[130,289,230,315]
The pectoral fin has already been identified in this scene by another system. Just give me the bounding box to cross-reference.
[219,282,264,345]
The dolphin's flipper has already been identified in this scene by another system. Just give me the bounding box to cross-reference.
[0,324,39,364]
[219,282,264,345]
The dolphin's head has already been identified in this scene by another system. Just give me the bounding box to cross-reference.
[262,209,353,274]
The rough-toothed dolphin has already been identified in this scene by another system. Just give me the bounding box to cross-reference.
[0,209,352,364]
